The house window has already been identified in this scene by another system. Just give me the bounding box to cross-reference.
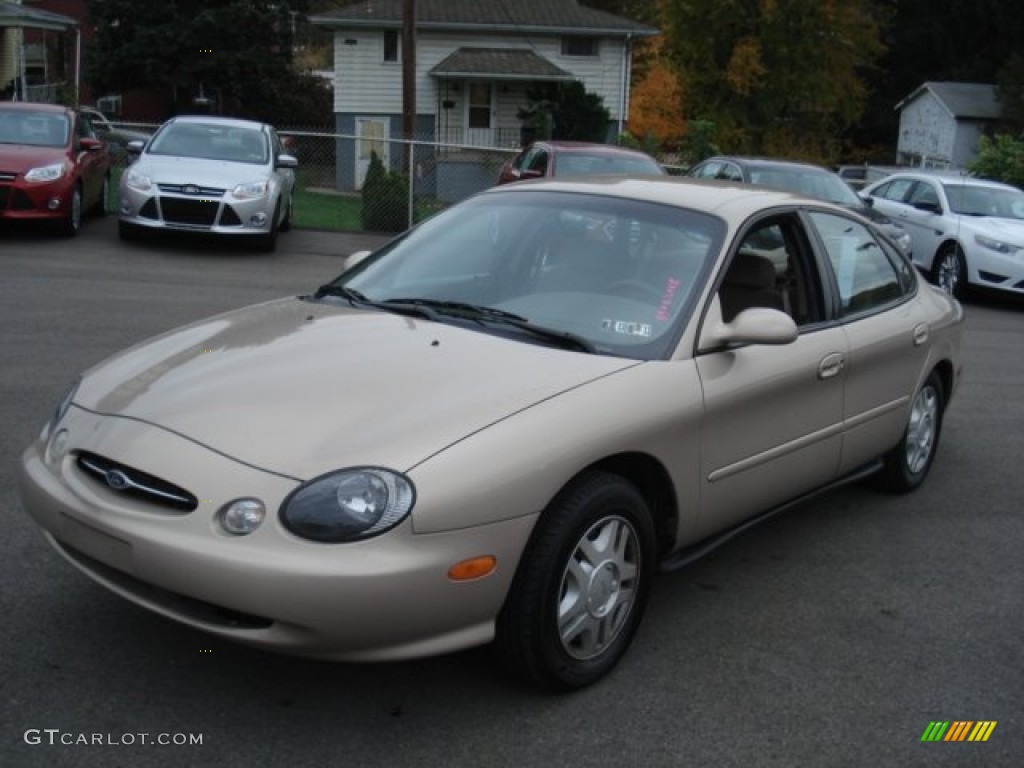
[562,37,599,57]
[383,30,399,62]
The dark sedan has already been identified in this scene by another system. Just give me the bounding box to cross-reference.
[689,156,912,256]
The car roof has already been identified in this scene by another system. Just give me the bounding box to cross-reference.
[870,171,1017,190]
[0,101,70,115]
[534,140,655,158]
[165,115,269,131]
[484,175,845,218]
[704,155,832,174]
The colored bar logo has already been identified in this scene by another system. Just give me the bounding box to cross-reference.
[921,721,997,742]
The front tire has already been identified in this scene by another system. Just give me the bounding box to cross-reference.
[496,471,656,691]
[60,184,83,236]
[878,371,944,493]
[931,243,967,300]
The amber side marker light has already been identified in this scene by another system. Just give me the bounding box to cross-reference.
[448,556,497,581]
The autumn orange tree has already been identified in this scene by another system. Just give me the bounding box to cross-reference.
[658,0,886,163]
[628,39,685,150]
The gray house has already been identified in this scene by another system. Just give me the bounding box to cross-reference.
[310,0,657,197]
[895,82,1002,170]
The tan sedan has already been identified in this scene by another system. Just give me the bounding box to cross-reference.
[18,177,963,691]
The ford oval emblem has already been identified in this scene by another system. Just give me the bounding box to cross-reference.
[183,184,201,195]
[105,469,131,491]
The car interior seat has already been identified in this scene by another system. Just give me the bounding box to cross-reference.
[719,252,785,321]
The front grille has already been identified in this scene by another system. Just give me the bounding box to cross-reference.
[219,205,242,227]
[76,451,198,512]
[10,189,35,211]
[0,171,16,182]
[157,183,226,197]
[0,186,9,209]
[158,197,219,227]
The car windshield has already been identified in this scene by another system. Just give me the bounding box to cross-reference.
[0,111,69,147]
[943,183,1024,219]
[147,123,268,164]
[326,190,725,360]
[555,154,662,177]
[748,167,862,206]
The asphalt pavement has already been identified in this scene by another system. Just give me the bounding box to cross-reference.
[0,217,1021,768]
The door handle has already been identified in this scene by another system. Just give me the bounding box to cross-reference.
[913,323,929,346]
[818,352,845,380]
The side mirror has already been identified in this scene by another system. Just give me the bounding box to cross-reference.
[860,194,875,208]
[276,153,298,169]
[346,250,372,270]
[699,302,798,351]
[125,139,145,155]
[520,168,544,180]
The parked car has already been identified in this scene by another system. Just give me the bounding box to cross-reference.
[19,177,963,691]
[79,106,152,162]
[835,164,898,191]
[0,101,112,235]
[860,171,1024,299]
[118,115,297,251]
[689,156,913,256]
[497,140,664,184]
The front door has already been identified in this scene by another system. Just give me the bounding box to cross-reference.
[355,117,389,190]
[464,82,494,147]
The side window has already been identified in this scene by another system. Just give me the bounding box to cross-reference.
[907,181,941,210]
[718,163,743,181]
[528,149,549,175]
[809,211,908,315]
[719,216,823,326]
[876,178,914,203]
[692,161,721,179]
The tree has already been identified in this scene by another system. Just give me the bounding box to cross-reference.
[550,82,612,142]
[971,134,1024,188]
[659,0,885,161]
[86,0,330,126]
[628,51,685,149]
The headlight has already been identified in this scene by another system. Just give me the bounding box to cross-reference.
[975,234,1021,255]
[280,468,415,543]
[25,162,68,183]
[232,180,270,199]
[123,169,153,192]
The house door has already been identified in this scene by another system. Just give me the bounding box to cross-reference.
[464,82,494,146]
[355,117,389,190]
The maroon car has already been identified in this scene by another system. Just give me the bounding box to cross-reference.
[497,140,664,185]
[0,102,112,235]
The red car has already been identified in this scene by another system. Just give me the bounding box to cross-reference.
[0,102,112,235]
[497,140,665,185]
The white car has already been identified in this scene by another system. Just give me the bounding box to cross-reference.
[860,171,1024,298]
[118,115,297,251]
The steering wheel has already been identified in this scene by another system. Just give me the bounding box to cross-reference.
[606,280,662,303]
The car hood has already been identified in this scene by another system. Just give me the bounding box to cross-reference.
[0,143,67,173]
[72,298,638,479]
[961,215,1024,242]
[132,153,268,186]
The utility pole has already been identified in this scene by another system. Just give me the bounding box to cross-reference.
[401,0,416,142]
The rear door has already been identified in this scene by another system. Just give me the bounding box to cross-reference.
[804,210,926,473]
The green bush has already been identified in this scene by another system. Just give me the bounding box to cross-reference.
[971,134,1024,189]
[361,152,409,232]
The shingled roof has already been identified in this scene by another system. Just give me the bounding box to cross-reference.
[310,0,658,37]
[897,82,1002,120]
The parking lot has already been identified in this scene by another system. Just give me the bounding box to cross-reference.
[1,217,1022,767]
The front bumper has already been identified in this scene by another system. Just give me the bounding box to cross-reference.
[18,408,533,661]
[966,244,1024,294]
[119,183,276,236]
[0,179,73,221]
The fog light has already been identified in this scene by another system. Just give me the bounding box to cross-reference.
[45,428,70,466]
[120,203,133,215]
[47,198,61,210]
[218,498,266,535]
[250,213,267,227]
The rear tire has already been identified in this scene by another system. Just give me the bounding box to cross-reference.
[496,471,655,691]
[877,371,944,493]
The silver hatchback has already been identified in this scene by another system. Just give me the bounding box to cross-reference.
[118,115,297,251]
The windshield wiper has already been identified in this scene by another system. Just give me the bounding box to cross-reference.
[383,298,595,353]
[312,285,440,321]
